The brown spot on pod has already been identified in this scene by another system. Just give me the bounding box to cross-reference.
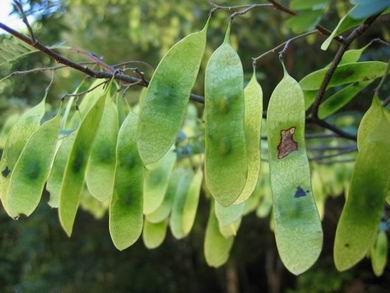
[277,127,298,159]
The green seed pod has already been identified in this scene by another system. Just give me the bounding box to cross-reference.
[169,168,194,239]
[146,169,180,224]
[142,219,168,250]
[79,186,108,220]
[370,230,388,277]
[215,201,245,229]
[182,167,203,236]
[243,178,262,216]
[204,23,248,206]
[5,114,60,218]
[204,201,234,268]
[267,64,323,275]
[143,148,176,215]
[109,111,144,250]
[334,97,390,271]
[219,217,241,238]
[0,113,20,149]
[300,61,387,91]
[137,19,209,165]
[234,71,263,204]
[85,97,119,203]
[59,87,108,237]
[0,98,46,211]
[47,134,76,208]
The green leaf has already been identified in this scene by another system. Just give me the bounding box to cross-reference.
[318,80,372,119]
[300,61,387,91]
[285,10,323,34]
[350,0,390,19]
[321,10,363,51]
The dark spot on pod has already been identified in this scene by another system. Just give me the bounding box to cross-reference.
[121,153,135,170]
[149,171,164,187]
[344,243,350,248]
[120,193,133,206]
[277,127,298,159]
[96,143,114,163]
[72,148,84,174]
[294,186,307,198]
[217,96,230,114]
[219,138,232,156]
[24,160,41,180]
[2,166,11,177]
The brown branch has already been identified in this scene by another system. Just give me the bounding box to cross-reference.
[310,13,382,141]
[13,0,36,43]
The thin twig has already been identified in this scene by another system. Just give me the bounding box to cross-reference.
[383,96,390,106]
[253,30,317,64]
[60,80,108,101]
[44,70,55,99]
[13,0,36,43]
[230,4,273,19]
[375,58,390,98]
[309,146,357,161]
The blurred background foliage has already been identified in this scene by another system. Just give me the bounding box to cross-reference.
[0,0,390,292]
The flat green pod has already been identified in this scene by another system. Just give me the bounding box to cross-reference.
[59,87,108,237]
[109,111,144,250]
[267,66,323,275]
[243,178,262,216]
[5,114,60,218]
[142,219,168,250]
[300,61,387,91]
[137,19,209,165]
[204,23,248,206]
[318,80,372,119]
[146,169,180,224]
[85,97,119,203]
[0,99,46,210]
[219,217,241,238]
[0,113,20,149]
[116,93,129,125]
[204,202,234,268]
[256,163,273,218]
[47,133,76,208]
[169,168,194,239]
[334,98,390,271]
[234,71,263,204]
[370,230,388,277]
[143,148,176,215]
[79,186,108,220]
[182,167,203,236]
[215,200,245,228]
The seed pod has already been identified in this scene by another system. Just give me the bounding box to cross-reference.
[267,64,323,275]
[137,19,209,165]
[169,168,194,239]
[370,230,388,277]
[109,111,144,250]
[79,186,108,220]
[85,97,119,203]
[0,98,46,211]
[204,23,248,206]
[143,148,176,215]
[142,219,168,250]
[146,169,180,224]
[204,201,234,268]
[6,114,60,218]
[334,97,390,271]
[0,113,20,149]
[234,71,263,204]
[59,87,108,236]
[182,167,203,236]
